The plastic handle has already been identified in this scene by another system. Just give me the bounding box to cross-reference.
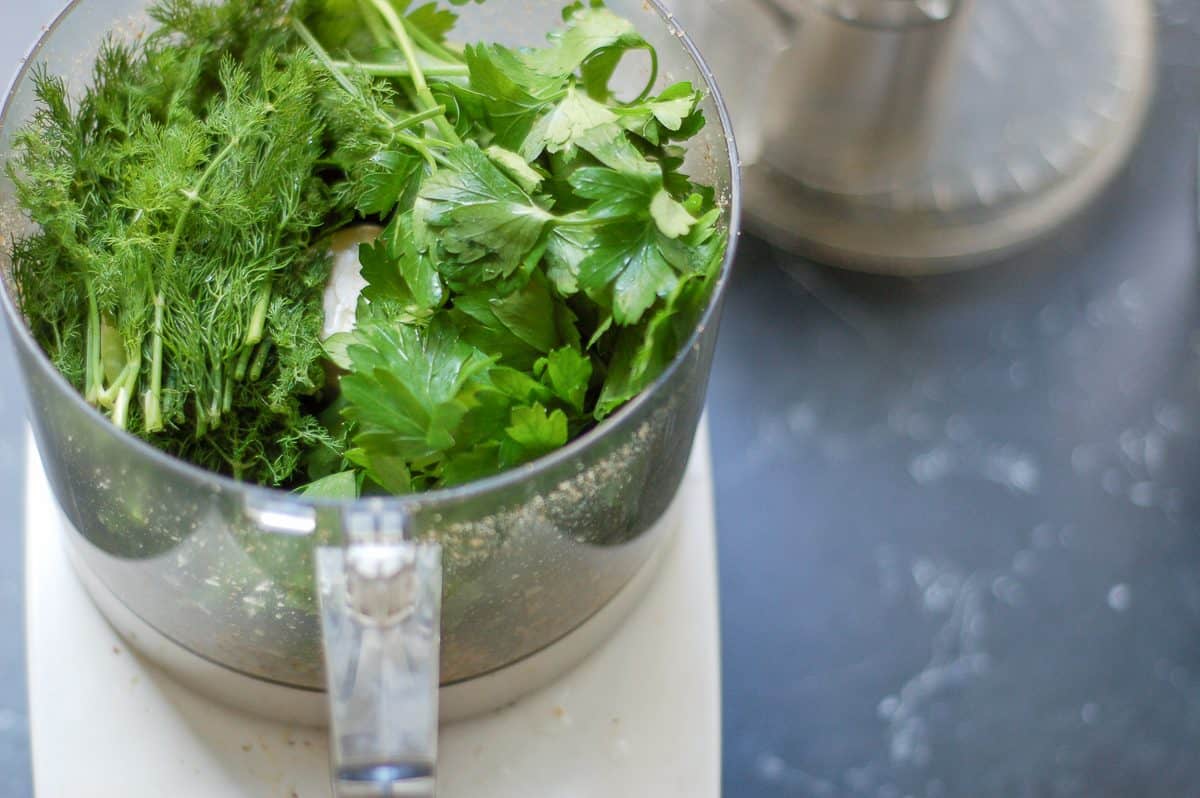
[316,501,442,798]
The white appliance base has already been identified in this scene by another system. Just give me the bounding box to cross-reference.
[25,424,721,797]
[63,475,683,726]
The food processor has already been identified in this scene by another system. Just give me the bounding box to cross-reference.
[665,0,1157,272]
[0,1,740,794]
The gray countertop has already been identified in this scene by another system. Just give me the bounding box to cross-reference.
[4,2,1200,797]
[711,6,1200,795]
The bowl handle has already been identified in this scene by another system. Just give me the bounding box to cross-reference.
[316,501,442,797]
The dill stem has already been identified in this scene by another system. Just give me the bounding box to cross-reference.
[111,346,140,431]
[144,293,164,432]
[195,396,207,439]
[246,281,272,346]
[367,0,461,145]
[84,288,101,404]
[166,135,241,267]
[112,385,132,430]
[222,365,234,413]
[234,343,254,382]
[209,359,223,425]
[248,338,271,382]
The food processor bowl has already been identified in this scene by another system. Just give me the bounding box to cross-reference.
[0,0,739,776]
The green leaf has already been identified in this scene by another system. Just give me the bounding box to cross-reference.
[340,316,495,467]
[577,221,679,325]
[537,346,593,412]
[459,43,565,149]
[594,229,728,419]
[359,211,445,316]
[521,84,617,161]
[523,6,647,80]
[347,448,414,495]
[614,82,704,144]
[544,225,593,295]
[296,470,361,499]
[406,2,458,44]
[505,403,569,457]
[569,165,658,220]
[522,87,656,176]
[356,150,422,217]
[323,331,356,370]
[488,271,560,353]
[450,271,563,369]
[415,143,553,284]
[650,189,696,239]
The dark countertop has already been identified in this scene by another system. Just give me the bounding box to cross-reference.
[712,7,1200,796]
[3,3,1200,797]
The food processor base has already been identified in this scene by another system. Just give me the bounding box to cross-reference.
[670,0,1157,272]
[25,423,721,796]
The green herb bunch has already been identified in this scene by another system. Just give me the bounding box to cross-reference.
[7,0,729,496]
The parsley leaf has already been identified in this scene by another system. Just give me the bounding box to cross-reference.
[537,346,594,412]
[415,143,554,285]
[358,211,445,317]
[339,315,494,489]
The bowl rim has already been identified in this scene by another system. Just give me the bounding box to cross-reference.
[0,0,743,516]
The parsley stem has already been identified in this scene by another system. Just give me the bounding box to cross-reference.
[392,104,449,131]
[631,47,660,105]
[367,0,461,145]
[401,19,462,65]
[397,132,439,169]
[330,60,469,78]
[355,0,391,48]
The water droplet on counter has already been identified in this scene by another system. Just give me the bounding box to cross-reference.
[1008,361,1030,389]
[1032,523,1057,549]
[985,451,1039,494]
[755,753,786,782]
[944,415,972,443]
[906,413,937,441]
[910,448,953,485]
[1038,304,1067,336]
[1129,482,1155,508]
[1012,549,1037,576]
[1071,444,1101,474]
[991,575,1026,607]
[1107,584,1132,612]
[924,573,962,613]
[786,402,817,435]
[912,559,938,589]
[1154,402,1187,434]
